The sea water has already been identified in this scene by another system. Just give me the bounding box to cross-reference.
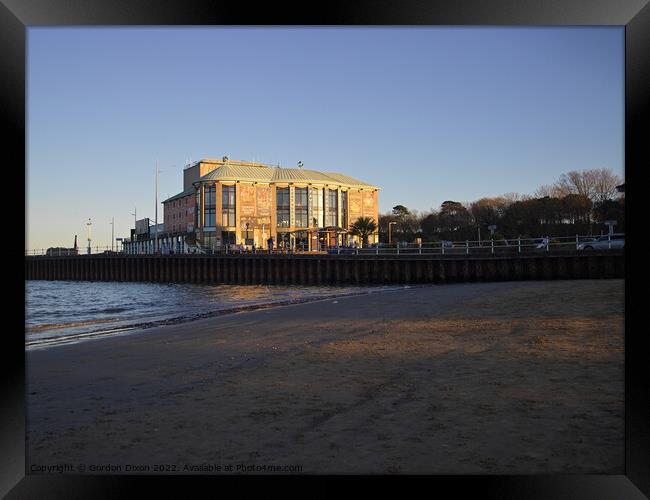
[25,281,396,348]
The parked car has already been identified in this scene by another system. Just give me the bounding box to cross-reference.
[532,237,550,249]
[577,233,625,250]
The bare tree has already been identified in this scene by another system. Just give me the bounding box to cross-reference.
[553,168,622,203]
[591,169,624,202]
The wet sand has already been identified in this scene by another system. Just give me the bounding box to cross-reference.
[26,279,624,474]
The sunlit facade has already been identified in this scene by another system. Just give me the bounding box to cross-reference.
[161,157,380,252]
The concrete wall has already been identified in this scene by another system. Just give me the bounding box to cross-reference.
[25,251,624,285]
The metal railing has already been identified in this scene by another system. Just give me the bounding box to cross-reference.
[26,234,623,257]
[25,246,121,257]
[348,233,623,256]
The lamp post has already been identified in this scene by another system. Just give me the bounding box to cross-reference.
[388,221,397,245]
[86,218,92,255]
[153,163,174,253]
[110,217,114,252]
[155,161,159,253]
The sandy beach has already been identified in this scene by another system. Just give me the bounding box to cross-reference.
[26,279,624,474]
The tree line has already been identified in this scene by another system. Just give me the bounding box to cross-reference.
[377,168,624,243]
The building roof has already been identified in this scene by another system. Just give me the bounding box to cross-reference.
[162,187,195,204]
[197,162,379,189]
[320,172,373,187]
[200,164,272,183]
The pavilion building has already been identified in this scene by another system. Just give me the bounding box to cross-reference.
[157,157,380,252]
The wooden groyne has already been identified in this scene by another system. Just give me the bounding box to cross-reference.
[24,251,624,285]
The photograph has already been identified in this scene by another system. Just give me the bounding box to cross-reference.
[22,25,628,477]
[4,1,645,494]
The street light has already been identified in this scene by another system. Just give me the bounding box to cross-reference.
[154,163,175,254]
[388,221,397,245]
[110,217,114,252]
[155,161,160,253]
[86,218,92,255]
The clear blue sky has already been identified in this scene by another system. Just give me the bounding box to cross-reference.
[27,27,624,249]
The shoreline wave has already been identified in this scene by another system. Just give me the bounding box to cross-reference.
[26,285,417,349]
[26,317,119,333]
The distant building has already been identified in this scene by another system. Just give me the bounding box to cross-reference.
[123,219,166,254]
[46,235,79,256]
[125,157,380,253]
[46,247,78,256]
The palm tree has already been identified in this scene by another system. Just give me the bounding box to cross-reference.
[349,216,378,248]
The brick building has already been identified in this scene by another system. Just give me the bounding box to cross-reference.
[127,157,380,253]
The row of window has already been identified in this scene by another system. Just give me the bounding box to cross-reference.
[199,185,361,229]
[169,211,191,220]
[277,187,343,228]
[168,197,191,209]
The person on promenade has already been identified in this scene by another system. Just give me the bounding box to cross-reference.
[267,237,274,254]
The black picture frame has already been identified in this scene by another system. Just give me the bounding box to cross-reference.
[4,1,647,497]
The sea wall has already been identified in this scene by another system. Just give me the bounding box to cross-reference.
[25,251,624,285]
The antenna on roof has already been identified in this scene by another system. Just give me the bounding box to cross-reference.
[222,155,229,162]
[297,161,303,168]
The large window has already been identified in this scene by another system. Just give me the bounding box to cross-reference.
[204,184,216,227]
[311,187,323,228]
[326,189,338,227]
[294,187,309,228]
[276,187,290,228]
[222,185,236,227]
[340,190,348,228]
